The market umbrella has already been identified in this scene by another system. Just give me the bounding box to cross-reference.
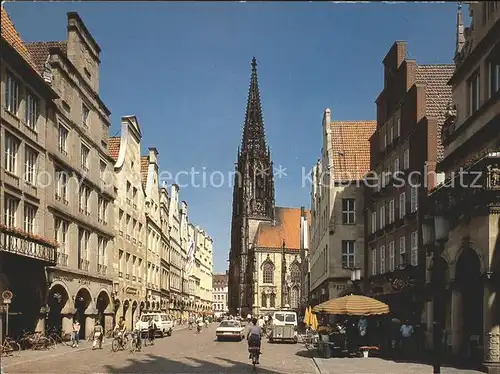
[310,312,319,331]
[303,306,311,326]
[312,294,389,316]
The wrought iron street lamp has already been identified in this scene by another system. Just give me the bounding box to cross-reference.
[350,267,362,295]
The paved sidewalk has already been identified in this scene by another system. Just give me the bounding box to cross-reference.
[312,357,483,374]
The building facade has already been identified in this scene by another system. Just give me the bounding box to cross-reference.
[159,185,170,313]
[0,7,59,340]
[252,207,310,316]
[196,228,213,313]
[108,116,147,330]
[24,12,116,339]
[168,184,184,318]
[213,272,229,314]
[425,4,500,370]
[228,58,276,316]
[309,111,375,305]
[141,149,162,312]
[364,41,453,329]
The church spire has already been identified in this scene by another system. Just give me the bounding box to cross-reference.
[241,57,267,155]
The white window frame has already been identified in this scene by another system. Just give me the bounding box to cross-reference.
[388,199,395,223]
[488,61,500,98]
[55,218,68,254]
[24,204,36,234]
[25,91,39,130]
[403,149,410,170]
[342,199,356,224]
[371,211,377,234]
[411,231,418,266]
[81,143,90,171]
[82,103,90,127]
[341,240,355,269]
[389,241,395,271]
[468,71,480,115]
[379,204,385,229]
[399,236,406,255]
[379,245,386,274]
[399,192,406,219]
[411,186,419,212]
[5,133,20,175]
[55,169,69,201]
[394,157,400,172]
[4,195,19,227]
[5,73,20,114]
[396,117,401,137]
[24,146,38,185]
[58,123,69,154]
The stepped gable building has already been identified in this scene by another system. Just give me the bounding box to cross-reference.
[364,40,453,331]
[228,58,309,316]
[0,6,60,340]
[309,115,376,306]
[24,12,116,339]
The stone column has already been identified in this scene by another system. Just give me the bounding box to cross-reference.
[451,288,463,355]
[62,313,73,334]
[425,300,433,349]
[483,284,500,364]
[85,314,95,339]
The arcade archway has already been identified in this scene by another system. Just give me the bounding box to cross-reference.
[456,247,483,360]
[74,288,92,339]
[47,284,70,332]
[131,301,138,325]
[96,291,111,328]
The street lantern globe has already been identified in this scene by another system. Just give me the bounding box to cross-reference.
[351,267,361,281]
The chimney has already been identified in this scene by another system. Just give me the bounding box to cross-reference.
[148,148,159,166]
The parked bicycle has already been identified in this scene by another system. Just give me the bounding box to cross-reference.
[46,327,72,346]
[1,337,21,357]
[18,331,56,350]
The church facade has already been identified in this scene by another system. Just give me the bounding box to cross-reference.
[228,58,309,316]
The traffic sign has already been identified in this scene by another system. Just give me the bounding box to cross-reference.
[2,299,11,305]
[1,290,13,300]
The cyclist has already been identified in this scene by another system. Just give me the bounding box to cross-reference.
[114,316,127,346]
[247,317,262,364]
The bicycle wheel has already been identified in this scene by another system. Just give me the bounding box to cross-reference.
[111,338,120,352]
[130,339,136,353]
[47,337,57,349]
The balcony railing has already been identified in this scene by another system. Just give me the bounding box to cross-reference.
[98,264,107,275]
[56,252,68,266]
[0,228,57,265]
[79,259,90,271]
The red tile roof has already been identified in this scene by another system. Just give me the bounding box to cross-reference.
[330,121,377,181]
[108,137,121,161]
[212,273,228,288]
[416,64,454,162]
[254,207,310,250]
[1,7,38,72]
[25,41,67,75]
[140,156,149,188]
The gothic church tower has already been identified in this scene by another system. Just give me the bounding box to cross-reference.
[228,58,275,315]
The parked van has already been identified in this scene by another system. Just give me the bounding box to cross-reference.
[136,313,173,337]
[270,310,298,343]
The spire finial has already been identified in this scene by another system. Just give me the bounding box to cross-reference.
[251,57,257,71]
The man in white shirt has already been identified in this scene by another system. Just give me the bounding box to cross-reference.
[400,321,414,357]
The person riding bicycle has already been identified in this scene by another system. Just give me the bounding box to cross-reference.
[247,317,262,364]
[114,316,127,345]
[148,318,156,345]
[132,320,142,351]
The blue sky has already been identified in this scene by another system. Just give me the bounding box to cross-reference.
[5,2,464,273]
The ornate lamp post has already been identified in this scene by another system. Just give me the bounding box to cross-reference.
[350,267,362,294]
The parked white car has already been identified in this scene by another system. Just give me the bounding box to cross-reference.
[136,313,173,337]
[216,320,245,341]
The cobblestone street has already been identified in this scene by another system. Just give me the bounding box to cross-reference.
[1,325,316,373]
[1,324,487,373]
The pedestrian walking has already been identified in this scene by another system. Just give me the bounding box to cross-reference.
[72,319,81,348]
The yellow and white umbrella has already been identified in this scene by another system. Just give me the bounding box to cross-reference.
[310,312,319,331]
[303,306,311,326]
